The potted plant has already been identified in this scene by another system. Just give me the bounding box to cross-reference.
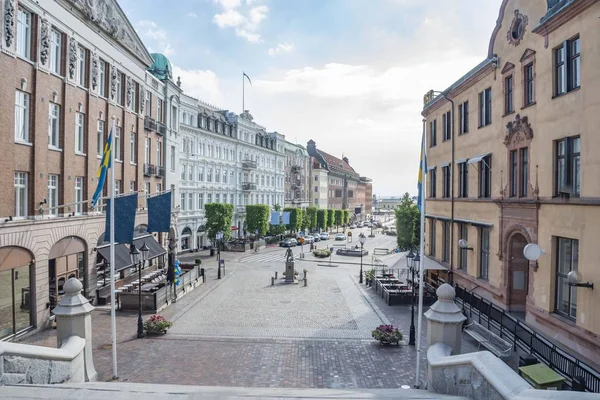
[144,314,173,335]
[366,269,376,286]
[371,324,403,346]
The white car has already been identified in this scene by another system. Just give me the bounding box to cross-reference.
[335,233,346,241]
[304,235,315,244]
[320,232,330,240]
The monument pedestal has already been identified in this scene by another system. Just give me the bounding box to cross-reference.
[284,261,297,284]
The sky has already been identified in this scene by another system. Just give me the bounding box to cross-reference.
[120,0,503,197]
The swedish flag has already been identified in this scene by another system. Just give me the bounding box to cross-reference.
[91,128,113,208]
[417,131,427,213]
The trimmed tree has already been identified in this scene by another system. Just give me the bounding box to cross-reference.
[342,209,350,225]
[305,207,317,231]
[395,192,419,250]
[326,209,335,231]
[283,207,302,233]
[246,204,270,237]
[334,209,343,231]
[316,209,328,231]
[204,203,234,243]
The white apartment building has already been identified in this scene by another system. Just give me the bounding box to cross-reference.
[283,141,311,209]
[311,158,329,209]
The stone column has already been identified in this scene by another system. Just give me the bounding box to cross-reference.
[52,278,97,382]
[424,283,466,354]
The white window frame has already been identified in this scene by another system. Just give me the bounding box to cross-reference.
[15,90,30,143]
[14,172,28,218]
[50,28,62,75]
[48,175,59,216]
[99,60,106,97]
[170,145,175,171]
[77,46,86,87]
[97,120,105,157]
[74,177,83,215]
[145,138,151,164]
[115,180,121,195]
[114,126,122,161]
[75,112,84,153]
[130,132,136,164]
[156,142,162,167]
[145,91,152,117]
[48,103,60,149]
[115,71,123,105]
[16,8,31,59]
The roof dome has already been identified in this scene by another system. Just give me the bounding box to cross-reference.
[148,53,173,81]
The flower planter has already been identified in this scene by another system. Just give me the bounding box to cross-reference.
[145,329,168,336]
[372,324,403,346]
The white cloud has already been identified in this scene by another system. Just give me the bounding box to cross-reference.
[135,20,175,55]
[213,9,246,28]
[268,42,295,56]
[212,1,268,42]
[187,12,198,18]
[214,0,242,10]
[173,66,224,107]
[249,5,268,26]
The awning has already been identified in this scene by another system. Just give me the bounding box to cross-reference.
[467,153,491,165]
[132,235,166,259]
[97,244,133,272]
[388,253,447,271]
[231,226,239,230]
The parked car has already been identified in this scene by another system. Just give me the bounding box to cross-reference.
[313,235,321,242]
[320,232,330,240]
[335,233,346,241]
[349,224,357,229]
[279,238,298,247]
[304,235,315,244]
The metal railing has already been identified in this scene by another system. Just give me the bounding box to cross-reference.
[143,163,155,176]
[154,166,165,177]
[454,284,600,392]
[156,121,166,135]
[242,182,257,191]
[144,116,157,131]
[242,160,257,169]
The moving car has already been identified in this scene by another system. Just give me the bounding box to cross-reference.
[320,232,330,240]
[304,235,315,244]
[349,224,357,229]
[335,233,346,241]
[279,238,297,247]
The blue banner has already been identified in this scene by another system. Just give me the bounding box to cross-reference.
[270,212,280,225]
[104,194,137,244]
[282,212,291,225]
[147,191,172,233]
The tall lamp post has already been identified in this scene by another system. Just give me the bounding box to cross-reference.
[359,233,367,283]
[406,249,416,345]
[216,231,223,279]
[130,242,149,339]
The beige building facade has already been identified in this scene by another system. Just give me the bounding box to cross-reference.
[423,0,600,365]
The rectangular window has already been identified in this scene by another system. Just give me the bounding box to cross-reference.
[442,221,450,263]
[130,81,138,112]
[442,165,450,198]
[16,8,32,59]
[458,223,468,270]
[181,165,186,181]
[99,60,107,97]
[145,182,151,197]
[524,64,535,106]
[505,75,513,114]
[198,193,204,209]
[156,183,162,193]
[156,142,162,167]
[14,172,28,217]
[189,165,193,181]
[429,119,437,147]
[458,162,468,198]
[74,177,83,215]
[555,237,578,320]
[77,46,86,87]
[115,180,121,195]
[180,193,186,211]
[479,155,492,198]
[479,227,490,280]
[520,148,529,197]
[130,132,136,163]
[479,87,492,126]
[555,37,580,95]
[115,72,123,105]
[207,194,212,203]
[170,145,175,171]
[216,194,221,203]
[97,120,104,156]
[555,136,580,196]
[458,101,468,134]
[207,168,212,182]
[14,91,30,142]
[442,111,451,141]
[429,219,436,257]
[50,28,62,75]
[48,175,59,216]
[114,126,122,161]
[145,92,152,117]
[429,168,437,198]
[75,112,84,153]
[129,181,136,192]
[510,150,518,197]
[145,138,151,164]
[157,99,163,122]
[188,193,193,210]
[48,103,60,148]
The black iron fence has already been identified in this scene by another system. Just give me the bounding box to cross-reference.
[454,284,600,393]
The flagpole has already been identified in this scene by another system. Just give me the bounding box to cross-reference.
[415,118,427,388]
[242,72,245,112]
[109,116,118,379]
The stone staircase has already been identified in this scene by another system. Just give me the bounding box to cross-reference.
[0,382,468,399]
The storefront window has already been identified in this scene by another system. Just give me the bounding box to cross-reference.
[49,253,82,309]
[0,263,32,340]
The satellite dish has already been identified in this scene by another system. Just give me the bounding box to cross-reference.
[567,270,581,285]
[523,243,545,261]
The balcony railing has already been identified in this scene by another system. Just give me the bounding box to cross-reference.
[242,182,257,191]
[242,160,257,169]
[143,163,155,176]
[144,116,157,131]
[291,165,302,173]
[154,166,165,177]
[156,121,166,136]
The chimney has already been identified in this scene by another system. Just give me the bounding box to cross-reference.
[343,156,349,165]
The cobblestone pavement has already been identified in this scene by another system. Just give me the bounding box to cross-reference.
[19,235,484,389]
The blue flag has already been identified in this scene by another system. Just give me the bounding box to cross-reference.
[91,128,113,208]
[147,191,172,233]
[270,212,280,225]
[104,194,137,244]
[282,212,291,225]
[417,131,427,213]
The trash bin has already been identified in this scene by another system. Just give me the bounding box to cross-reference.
[210,248,215,257]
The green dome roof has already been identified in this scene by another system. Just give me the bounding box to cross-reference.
[148,53,173,81]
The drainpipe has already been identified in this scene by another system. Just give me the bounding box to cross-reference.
[443,93,455,286]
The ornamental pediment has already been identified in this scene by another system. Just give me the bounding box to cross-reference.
[504,114,533,146]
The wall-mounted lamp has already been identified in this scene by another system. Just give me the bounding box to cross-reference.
[568,271,593,290]
[458,239,473,251]
[523,243,546,261]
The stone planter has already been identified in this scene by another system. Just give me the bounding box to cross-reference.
[145,329,168,336]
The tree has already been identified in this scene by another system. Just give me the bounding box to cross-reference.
[273,203,282,211]
[204,203,234,242]
[326,209,335,230]
[297,208,305,231]
[342,209,350,225]
[394,192,419,250]
[334,209,343,231]
[246,204,270,236]
[305,207,317,231]
[283,207,302,232]
[316,209,328,230]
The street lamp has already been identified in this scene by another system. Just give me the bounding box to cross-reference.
[130,242,149,339]
[359,233,367,283]
[406,249,416,346]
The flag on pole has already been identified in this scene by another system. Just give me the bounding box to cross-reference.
[243,72,252,86]
[147,191,172,232]
[91,129,113,208]
[104,194,137,243]
[416,131,427,213]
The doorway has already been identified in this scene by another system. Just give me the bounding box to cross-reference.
[508,233,529,312]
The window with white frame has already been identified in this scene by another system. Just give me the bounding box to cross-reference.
[50,28,62,75]
[216,194,220,203]
[188,165,193,181]
[181,165,186,181]
[156,142,162,166]
[99,60,106,97]
[145,91,151,117]
[129,181,136,192]
[97,120,104,156]
[479,227,490,280]
[14,172,28,217]
[188,193,193,210]
[130,132,136,163]
[145,182,150,198]
[157,99,163,122]
[74,177,83,215]
[115,180,121,195]
[198,193,204,209]
[156,183,162,193]
[198,166,204,182]
[170,145,175,171]
[555,237,578,320]
[16,8,32,59]
[114,126,122,161]
[130,81,137,112]
[14,91,30,142]
[48,175,59,216]
[180,193,186,211]
[77,46,86,87]
[145,138,151,164]
[215,169,220,183]
[75,112,84,153]
[48,103,60,148]
[207,168,212,182]
[115,72,123,105]
[207,193,212,203]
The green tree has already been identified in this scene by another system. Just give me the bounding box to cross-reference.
[305,207,317,231]
[334,209,343,231]
[342,209,350,225]
[283,207,302,232]
[273,203,282,211]
[316,209,328,230]
[326,209,335,230]
[246,204,270,236]
[394,192,419,250]
[204,203,234,242]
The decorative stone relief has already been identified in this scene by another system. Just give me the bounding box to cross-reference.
[139,85,146,113]
[40,18,50,65]
[126,75,132,107]
[91,52,99,90]
[68,37,78,80]
[4,0,15,48]
[109,64,117,100]
[507,10,528,47]
[504,114,533,145]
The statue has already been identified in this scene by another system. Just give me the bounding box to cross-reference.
[285,247,294,263]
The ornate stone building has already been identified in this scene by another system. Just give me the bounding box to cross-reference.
[283,141,311,209]
[422,0,600,364]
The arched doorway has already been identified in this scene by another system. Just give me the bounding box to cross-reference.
[197,225,206,250]
[508,233,529,312]
[48,236,87,308]
[180,227,192,252]
[0,246,34,339]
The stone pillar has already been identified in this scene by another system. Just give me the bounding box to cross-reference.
[52,278,97,382]
[424,283,466,354]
